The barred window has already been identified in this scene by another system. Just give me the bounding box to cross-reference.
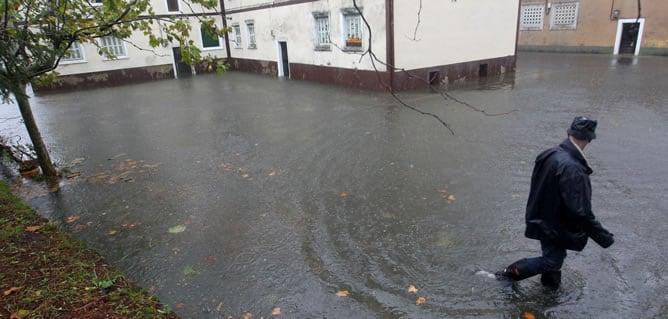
[99,36,127,58]
[520,5,544,30]
[246,21,256,49]
[232,24,241,48]
[314,15,330,48]
[551,2,579,30]
[62,41,85,62]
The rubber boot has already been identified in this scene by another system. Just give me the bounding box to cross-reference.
[495,259,534,281]
[540,270,561,288]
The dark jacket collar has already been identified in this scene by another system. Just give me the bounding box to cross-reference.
[559,139,593,174]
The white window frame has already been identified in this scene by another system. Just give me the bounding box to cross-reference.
[98,36,127,59]
[200,25,222,50]
[313,12,331,50]
[245,20,256,49]
[341,8,363,51]
[519,4,544,30]
[550,2,579,30]
[61,41,86,64]
[232,23,242,48]
[165,0,180,13]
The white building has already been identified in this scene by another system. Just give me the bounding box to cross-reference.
[36,0,228,92]
[224,0,519,91]
[40,0,520,92]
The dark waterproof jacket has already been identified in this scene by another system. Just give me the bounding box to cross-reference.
[525,139,614,251]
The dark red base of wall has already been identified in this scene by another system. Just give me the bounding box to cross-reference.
[229,56,516,92]
[33,65,175,94]
[392,55,517,91]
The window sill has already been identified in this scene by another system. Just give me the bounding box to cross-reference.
[202,46,224,51]
[343,47,364,52]
[60,60,87,65]
[247,45,257,49]
[314,46,331,51]
[102,56,129,61]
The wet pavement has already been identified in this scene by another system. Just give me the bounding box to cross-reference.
[1,52,667,318]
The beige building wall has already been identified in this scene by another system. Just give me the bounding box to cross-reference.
[519,0,668,54]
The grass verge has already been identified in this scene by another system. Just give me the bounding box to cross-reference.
[0,181,178,318]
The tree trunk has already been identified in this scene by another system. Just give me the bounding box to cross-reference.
[13,83,59,177]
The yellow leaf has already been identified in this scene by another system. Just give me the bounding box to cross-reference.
[108,230,118,236]
[271,307,281,315]
[3,286,24,296]
[66,216,80,223]
[25,225,41,232]
[407,285,418,293]
[447,194,456,201]
[268,171,277,176]
[336,290,349,297]
[10,309,30,319]
[416,297,426,305]
[522,312,536,319]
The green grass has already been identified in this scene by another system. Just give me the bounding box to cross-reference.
[0,181,178,318]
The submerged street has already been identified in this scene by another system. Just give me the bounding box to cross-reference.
[1,52,667,318]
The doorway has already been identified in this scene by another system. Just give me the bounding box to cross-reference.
[614,18,645,55]
[277,41,289,78]
[172,47,193,78]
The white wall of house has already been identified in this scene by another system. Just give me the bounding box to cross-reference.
[56,0,228,76]
[225,0,388,71]
[394,0,519,69]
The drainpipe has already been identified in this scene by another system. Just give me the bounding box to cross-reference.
[219,0,232,59]
[385,0,395,92]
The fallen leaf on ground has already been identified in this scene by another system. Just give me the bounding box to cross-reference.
[272,307,281,315]
[522,312,536,319]
[108,229,118,236]
[268,171,277,176]
[416,297,426,305]
[168,225,186,233]
[9,309,30,319]
[25,225,41,232]
[175,303,184,309]
[242,312,252,319]
[447,195,456,201]
[336,290,349,297]
[339,192,348,198]
[407,285,418,293]
[3,286,24,296]
[216,302,223,312]
[66,216,80,223]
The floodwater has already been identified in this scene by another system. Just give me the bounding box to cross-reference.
[1,52,666,318]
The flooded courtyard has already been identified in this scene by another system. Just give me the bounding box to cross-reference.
[1,52,667,318]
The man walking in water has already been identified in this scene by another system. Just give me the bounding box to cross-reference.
[496,116,615,288]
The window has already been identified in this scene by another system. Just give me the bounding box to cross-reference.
[99,36,127,58]
[520,4,544,30]
[166,0,179,12]
[90,0,103,6]
[342,10,362,50]
[551,2,579,30]
[245,21,256,49]
[62,41,85,62]
[232,24,241,48]
[200,25,221,48]
[313,13,330,50]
